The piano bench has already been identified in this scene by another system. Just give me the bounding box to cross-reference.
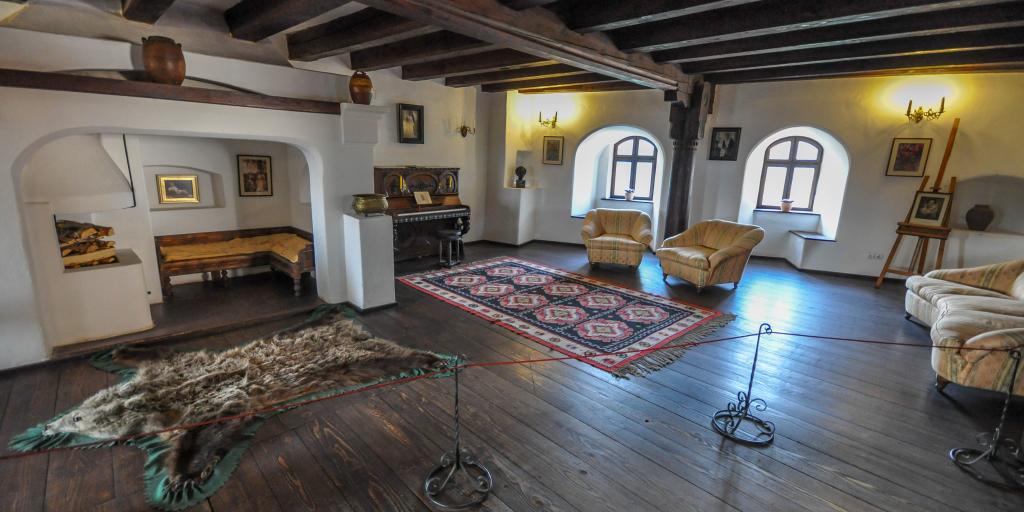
[437,229,464,268]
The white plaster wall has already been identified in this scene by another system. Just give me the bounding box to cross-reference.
[693,73,1024,276]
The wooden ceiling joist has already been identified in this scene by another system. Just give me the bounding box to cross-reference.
[684,28,1024,74]
[556,0,760,33]
[402,49,552,81]
[704,46,1024,83]
[518,81,650,94]
[122,0,176,23]
[444,64,586,87]
[357,0,689,91]
[653,2,1024,63]
[611,0,1001,53]
[287,8,436,62]
[480,72,616,92]
[225,0,351,42]
[350,31,491,71]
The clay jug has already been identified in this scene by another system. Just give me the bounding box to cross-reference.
[349,71,373,105]
[142,36,185,85]
[965,204,995,231]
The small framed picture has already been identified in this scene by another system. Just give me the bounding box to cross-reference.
[708,127,741,161]
[398,103,424,144]
[413,191,432,205]
[156,175,199,204]
[237,155,273,196]
[542,136,564,165]
[908,191,951,227]
[885,138,932,177]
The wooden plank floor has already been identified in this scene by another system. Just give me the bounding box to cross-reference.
[1,242,1022,511]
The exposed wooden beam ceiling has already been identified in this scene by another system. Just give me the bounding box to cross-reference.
[653,2,1024,63]
[445,64,586,87]
[553,0,760,33]
[480,72,617,92]
[402,49,552,81]
[518,81,650,94]
[703,46,1024,83]
[288,8,436,61]
[357,0,690,91]
[225,0,351,42]
[122,0,176,23]
[611,0,1005,53]
[684,28,1024,73]
[500,0,559,9]
[350,31,492,71]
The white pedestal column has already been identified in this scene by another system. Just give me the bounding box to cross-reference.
[343,213,396,311]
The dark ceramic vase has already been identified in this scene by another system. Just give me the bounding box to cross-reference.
[349,71,374,105]
[965,204,995,231]
[514,166,527,188]
[142,36,185,85]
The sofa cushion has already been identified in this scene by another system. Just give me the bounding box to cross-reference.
[656,246,715,270]
[905,275,1009,304]
[932,310,1024,348]
[586,234,644,252]
[937,295,1024,319]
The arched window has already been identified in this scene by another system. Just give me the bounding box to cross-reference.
[609,136,657,200]
[756,136,823,211]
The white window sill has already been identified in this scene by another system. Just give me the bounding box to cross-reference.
[753,208,820,216]
[602,197,654,204]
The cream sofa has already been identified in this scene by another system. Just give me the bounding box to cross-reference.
[905,259,1024,395]
[580,209,653,269]
[657,220,764,293]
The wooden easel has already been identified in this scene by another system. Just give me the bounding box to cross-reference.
[875,118,960,288]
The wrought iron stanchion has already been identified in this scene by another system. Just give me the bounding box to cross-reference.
[424,360,493,509]
[712,323,776,446]
[949,350,1024,490]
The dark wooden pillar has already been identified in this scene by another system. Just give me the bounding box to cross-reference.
[662,82,705,239]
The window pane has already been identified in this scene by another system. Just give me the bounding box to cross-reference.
[611,161,632,196]
[796,141,819,161]
[761,166,787,207]
[633,162,654,198]
[615,138,635,157]
[789,166,816,209]
[767,141,791,160]
[636,138,655,156]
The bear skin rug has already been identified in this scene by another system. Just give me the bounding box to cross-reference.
[9,311,452,511]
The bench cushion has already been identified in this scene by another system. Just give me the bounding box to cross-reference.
[160,233,310,263]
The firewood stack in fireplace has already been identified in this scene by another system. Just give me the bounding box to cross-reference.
[56,220,118,269]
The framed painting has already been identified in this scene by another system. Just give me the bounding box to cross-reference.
[886,138,931,177]
[542,136,564,165]
[237,155,273,197]
[156,175,199,204]
[398,103,424,144]
[708,127,741,161]
[908,191,951,227]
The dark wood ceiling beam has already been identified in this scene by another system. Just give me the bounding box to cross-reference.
[403,49,553,80]
[350,31,492,71]
[122,0,177,23]
[500,0,558,8]
[653,2,1024,63]
[225,0,351,41]
[287,8,437,61]
[553,0,759,33]
[684,28,1024,73]
[703,46,1024,83]
[518,81,650,94]
[358,0,689,91]
[612,0,1004,53]
[480,72,615,92]
[445,64,586,87]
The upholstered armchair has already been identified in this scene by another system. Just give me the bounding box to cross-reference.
[905,259,1024,395]
[657,220,764,293]
[580,209,653,269]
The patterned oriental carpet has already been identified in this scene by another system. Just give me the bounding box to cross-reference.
[399,257,734,376]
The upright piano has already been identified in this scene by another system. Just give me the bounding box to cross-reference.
[374,166,471,261]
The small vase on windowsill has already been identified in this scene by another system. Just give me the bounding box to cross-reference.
[780,199,795,213]
[624,189,636,201]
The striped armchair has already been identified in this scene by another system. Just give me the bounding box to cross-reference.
[580,209,653,269]
[657,220,764,293]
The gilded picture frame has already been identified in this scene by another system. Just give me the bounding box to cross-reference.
[156,175,200,204]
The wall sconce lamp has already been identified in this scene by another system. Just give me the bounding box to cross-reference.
[457,123,476,137]
[538,111,558,129]
[906,97,945,123]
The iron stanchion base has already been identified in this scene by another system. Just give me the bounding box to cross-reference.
[950,434,1024,490]
[711,392,776,446]
[424,449,493,510]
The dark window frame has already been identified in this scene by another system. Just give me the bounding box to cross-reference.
[609,136,658,200]
[756,136,823,211]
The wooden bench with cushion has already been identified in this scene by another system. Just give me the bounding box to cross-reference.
[155,227,314,298]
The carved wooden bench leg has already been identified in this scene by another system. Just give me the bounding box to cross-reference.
[161,274,173,299]
[293,276,302,297]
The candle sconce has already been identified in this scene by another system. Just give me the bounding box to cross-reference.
[906,97,945,123]
[457,123,476,137]
[538,111,558,129]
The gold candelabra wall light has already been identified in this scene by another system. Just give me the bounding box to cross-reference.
[538,111,558,129]
[906,97,945,123]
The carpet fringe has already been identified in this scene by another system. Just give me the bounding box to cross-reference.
[614,313,736,378]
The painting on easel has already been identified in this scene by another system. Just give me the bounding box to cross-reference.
[908,191,952,227]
